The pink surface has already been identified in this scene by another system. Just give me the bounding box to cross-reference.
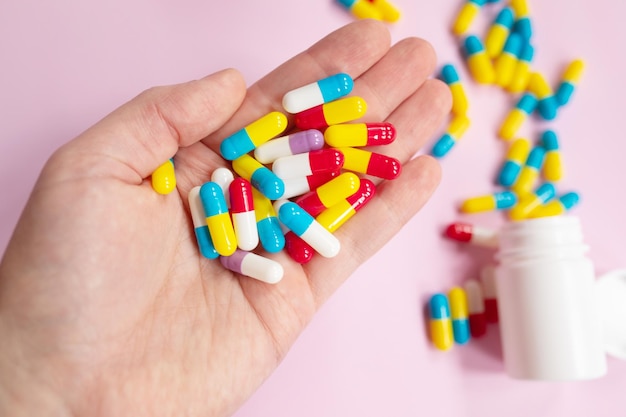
[2,0,625,415]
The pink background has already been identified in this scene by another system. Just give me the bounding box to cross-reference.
[2,0,625,415]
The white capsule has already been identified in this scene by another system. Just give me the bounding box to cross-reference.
[464,279,486,314]
[211,167,235,208]
[253,129,324,164]
[220,250,284,284]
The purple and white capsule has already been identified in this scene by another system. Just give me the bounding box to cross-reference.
[220,249,284,284]
[253,129,324,164]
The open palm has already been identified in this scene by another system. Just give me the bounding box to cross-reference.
[0,20,450,417]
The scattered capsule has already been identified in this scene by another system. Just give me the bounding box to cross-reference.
[464,279,487,338]
[295,96,367,130]
[444,222,499,248]
[431,114,471,158]
[211,167,235,208]
[229,178,259,251]
[335,0,383,20]
[494,32,523,88]
[282,73,354,114]
[528,191,580,218]
[527,72,558,121]
[498,92,538,140]
[220,112,288,161]
[460,190,517,214]
[463,35,495,85]
[429,293,454,351]
[485,6,515,58]
[281,170,340,200]
[541,130,563,182]
[220,250,284,284]
[324,122,396,147]
[555,59,585,107]
[452,0,486,36]
[440,64,469,116]
[188,186,218,259]
[510,0,532,41]
[151,158,176,195]
[232,154,285,200]
[295,172,360,217]
[199,182,237,256]
[273,149,344,180]
[253,129,324,164]
[277,201,341,258]
[480,264,498,323]
[316,178,376,233]
[337,147,402,180]
[367,0,401,22]
[506,42,534,94]
[449,287,471,345]
[497,137,531,187]
[251,188,285,253]
[509,182,556,221]
[511,145,545,196]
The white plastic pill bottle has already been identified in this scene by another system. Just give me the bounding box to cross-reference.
[494,216,607,381]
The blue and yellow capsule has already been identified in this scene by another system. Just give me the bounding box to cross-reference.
[527,72,559,121]
[556,59,585,107]
[498,92,537,140]
[151,158,176,195]
[251,188,285,253]
[335,0,383,20]
[431,114,471,158]
[528,191,580,218]
[541,130,563,182]
[188,186,218,259]
[485,6,515,58]
[220,112,288,161]
[440,64,469,115]
[460,190,517,213]
[232,154,285,200]
[510,0,532,41]
[494,32,524,88]
[452,0,486,36]
[509,182,556,221]
[449,287,471,345]
[464,35,495,85]
[507,42,534,94]
[429,293,454,351]
[512,146,546,196]
[199,182,237,256]
[497,137,531,187]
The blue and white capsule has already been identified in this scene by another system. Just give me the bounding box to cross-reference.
[282,73,354,114]
[188,186,218,259]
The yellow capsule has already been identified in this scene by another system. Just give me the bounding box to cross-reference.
[316,178,375,233]
[232,154,285,200]
[510,0,529,16]
[464,36,496,85]
[556,59,585,106]
[448,287,470,344]
[511,146,545,196]
[151,158,176,195]
[323,122,395,147]
[509,183,556,221]
[199,182,237,256]
[220,111,288,160]
[440,64,469,115]
[369,0,401,22]
[541,130,563,182]
[527,72,552,99]
[498,93,537,140]
[507,43,534,93]
[485,6,515,58]
[452,1,483,36]
[429,293,454,351]
[527,192,580,218]
[460,191,517,213]
[494,33,523,88]
[497,138,531,187]
[295,96,367,130]
[344,0,384,20]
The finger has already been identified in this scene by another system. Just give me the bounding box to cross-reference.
[64,68,247,181]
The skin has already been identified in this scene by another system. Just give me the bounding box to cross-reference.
[0,20,450,417]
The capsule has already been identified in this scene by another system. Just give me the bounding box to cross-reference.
[335,0,383,20]
[211,167,235,208]
[316,178,376,233]
[555,59,585,107]
[498,92,538,140]
[277,201,341,258]
[199,182,237,256]
[452,0,486,36]
[338,147,401,180]
[528,191,580,218]
[509,182,556,221]
[497,137,531,187]
[429,293,454,351]
[151,158,176,195]
[511,146,545,196]
[324,122,396,147]
[506,42,534,94]
[431,114,471,158]
[282,73,354,114]
[527,72,558,121]
[284,231,316,264]
[541,130,563,182]
[188,186,218,259]
[251,188,285,253]
[460,190,517,214]
[295,172,360,217]
[449,287,471,345]
[272,149,344,180]
[281,170,340,200]
[510,0,532,41]
[220,250,284,284]
[494,32,523,88]
[463,35,495,85]
[367,0,401,22]
[485,6,515,58]
[464,280,487,338]
[229,178,259,251]
[253,129,324,164]
[480,264,498,323]
[444,222,498,248]
[220,112,288,161]
[295,96,367,130]
[440,64,469,116]
[232,154,285,200]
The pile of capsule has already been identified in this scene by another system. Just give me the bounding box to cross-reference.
[335,0,402,23]
[152,73,401,284]
[427,0,585,351]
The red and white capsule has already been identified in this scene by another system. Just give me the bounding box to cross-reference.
[229,178,259,251]
[480,264,499,323]
[272,149,344,180]
[444,222,499,248]
[464,279,487,338]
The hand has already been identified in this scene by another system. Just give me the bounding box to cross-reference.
[0,20,450,417]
